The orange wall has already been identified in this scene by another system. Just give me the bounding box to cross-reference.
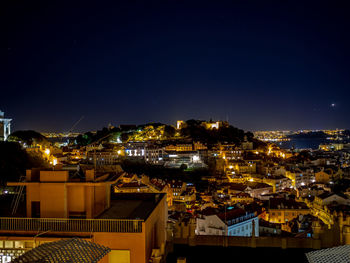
[67,186,85,213]
[93,231,145,263]
[26,184,40,217]
[144,195,167,261]
[40,171,68,182]
[85,186,94,218]
[94,185,107,217]
[40,184,67,218]
[96,195,167,263]
[25,183,111,219]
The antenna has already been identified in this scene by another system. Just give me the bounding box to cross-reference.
[66,116,84,138]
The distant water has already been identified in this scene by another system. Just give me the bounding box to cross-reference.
[277,138,330,150]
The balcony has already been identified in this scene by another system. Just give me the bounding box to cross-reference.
[0,217,143,233]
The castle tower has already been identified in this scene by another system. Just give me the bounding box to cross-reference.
[0,110,12,141]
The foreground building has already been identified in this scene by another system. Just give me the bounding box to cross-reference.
[1,168,167,263]
[0,110,11,141]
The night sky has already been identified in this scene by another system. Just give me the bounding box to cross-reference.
[2,1,350,132]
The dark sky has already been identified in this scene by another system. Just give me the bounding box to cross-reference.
[2,0,350,132]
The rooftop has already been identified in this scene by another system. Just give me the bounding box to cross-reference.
[98,193,165,220]
[269,198,308,210]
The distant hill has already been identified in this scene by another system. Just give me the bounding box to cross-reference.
[74,120,254,147]
[8,130,50,146]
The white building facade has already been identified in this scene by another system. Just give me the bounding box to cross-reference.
[0,110,11,141]
[196,211,259,237]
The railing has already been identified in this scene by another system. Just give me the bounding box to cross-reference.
[0,217,143,233]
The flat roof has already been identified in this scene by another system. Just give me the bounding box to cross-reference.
[98,193,165,221]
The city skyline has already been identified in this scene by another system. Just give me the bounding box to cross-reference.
[3,1,350,132]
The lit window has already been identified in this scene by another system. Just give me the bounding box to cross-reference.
[5,241,13,248]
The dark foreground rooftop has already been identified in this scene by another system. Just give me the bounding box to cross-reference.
[98,193,165,220]
[12,238,110,263]
[166,244,313,263]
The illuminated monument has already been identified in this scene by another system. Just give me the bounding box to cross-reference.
[0,110,12,141]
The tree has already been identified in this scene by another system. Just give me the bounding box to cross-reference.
[75,132,94,146]
[8,130,50,146]
[0,142,47,185]
[164,125,176,138]
[121,133,130,142]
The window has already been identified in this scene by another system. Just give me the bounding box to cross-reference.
[5,241,13,248]
[14,242,24,248]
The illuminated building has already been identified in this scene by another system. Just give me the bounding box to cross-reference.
[165,144,193,152]
[219,144,243,160]
[124,143,165,164]
[2,168,168,263]
[241,136,253,150]
[115,181,149,193]
[0,110,11,141]
[314,192,350,207]
[144,146,165,163]
[266,197,310,224]
[230,192,254,204]
[176,120,228,130]
[303,192,350,229]
[167,180,187,200]
[315,170,333,184]
[176,120,185,129]
[285,169,315,188]
[196,208,259,237]
[163,150,206,169]
[165,142,207,152]
[232,161,256,174]
[193,141,207,150]
[202,121,220,130]
[87,150,119,165]
[319,143,344,151]
[245,182,273,199]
